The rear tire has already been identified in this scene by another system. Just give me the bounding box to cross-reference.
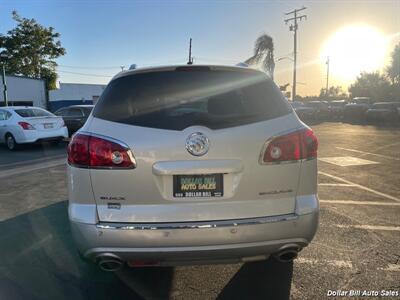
[5,134,18,151]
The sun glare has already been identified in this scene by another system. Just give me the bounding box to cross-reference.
[320,25,388,81]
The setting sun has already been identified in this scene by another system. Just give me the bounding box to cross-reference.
[320,25,389,81]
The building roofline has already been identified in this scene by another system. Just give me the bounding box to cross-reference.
[5,74,45,82]
[58,82,107,86]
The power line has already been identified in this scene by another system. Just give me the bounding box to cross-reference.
[57,64,120,70]
[284,6,307,101]
[57,70,114,77]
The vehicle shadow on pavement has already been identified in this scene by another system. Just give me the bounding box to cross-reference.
[0,200,293,300]
[217,259,293,300]
[0,201,142,300]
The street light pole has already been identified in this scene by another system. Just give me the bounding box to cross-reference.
[1,63,7,107]
[187,38,193,65]
[284,7,307,101]
[325,56,330,98]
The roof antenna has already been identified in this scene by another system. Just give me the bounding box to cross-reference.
[187,38,193,65]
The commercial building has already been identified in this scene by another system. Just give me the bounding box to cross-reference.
[48,83,106,111]
[0,74,46,108]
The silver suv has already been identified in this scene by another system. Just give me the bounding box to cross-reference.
[67,65,319,271]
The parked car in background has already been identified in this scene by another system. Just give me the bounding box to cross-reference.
[366,102,400,123]
[67,65,319,271]
[344,97,372,121]
[304,101,330,120]
[0,106,68,150]
[55,105,94,135]
[291,101,316,120]
[328,100,347,120]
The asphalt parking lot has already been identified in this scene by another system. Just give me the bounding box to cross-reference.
[0,122,399,300]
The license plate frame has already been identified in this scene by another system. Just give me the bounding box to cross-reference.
[43,123,53,129]
[173,174,223,198]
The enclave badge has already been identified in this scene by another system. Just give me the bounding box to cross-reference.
[185,132,210,156]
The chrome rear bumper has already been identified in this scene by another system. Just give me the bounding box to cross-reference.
[70,207,318,265]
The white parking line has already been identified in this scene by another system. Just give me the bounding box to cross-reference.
[335,224,400,232]
[0,158,66,179]
[378,264,400,272]
[374,141,400,151]
[320,200,400,206]
[297,257,353,268]
[336,147,400,161]
[318,183,355,187]
[318,171,400,203]
[319,156,379,166]
[297,258,400,273]
[0,155,66,169]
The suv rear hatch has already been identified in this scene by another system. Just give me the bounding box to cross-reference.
[87,66,304,223]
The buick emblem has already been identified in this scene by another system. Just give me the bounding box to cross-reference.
[185,132,210,156]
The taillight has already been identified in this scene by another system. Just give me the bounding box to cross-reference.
[67,134,90,167]
[18,121,35,130]
[67,133,136,169]
[260,129,318,164]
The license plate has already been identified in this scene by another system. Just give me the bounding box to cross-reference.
[173,174,223,198]
[44,123,53,129]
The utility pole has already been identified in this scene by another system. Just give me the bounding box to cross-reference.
[284,7,307,101]
[1,64,8,106]
[325,56,330,98]
[187,38,193,65]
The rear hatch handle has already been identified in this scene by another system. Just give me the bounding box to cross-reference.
[152,159,244,175]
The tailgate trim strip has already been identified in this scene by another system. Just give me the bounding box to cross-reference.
[96,213,298,230]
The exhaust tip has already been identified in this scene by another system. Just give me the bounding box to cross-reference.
[275,248,299,263]
[97,254,124,272]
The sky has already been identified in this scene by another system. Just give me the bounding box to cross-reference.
[0,0,399,96]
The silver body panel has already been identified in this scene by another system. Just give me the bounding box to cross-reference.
[85,114,304,223]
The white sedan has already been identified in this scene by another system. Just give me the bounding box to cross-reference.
[0,106,69,150]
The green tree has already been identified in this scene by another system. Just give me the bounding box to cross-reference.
[348,72,391,101]
[245,34,275,79]
[319,86,347,99]
[386,43,400,85]
[0,11,66,90]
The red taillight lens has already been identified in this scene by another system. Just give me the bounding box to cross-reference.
[67,133,136,169]
[18,121,35,130]
[89,136,135,168]
[301,128,318,159]
[261,129,318,163]
[67,134,90,166]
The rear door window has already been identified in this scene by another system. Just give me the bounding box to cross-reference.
[54,108,67,116]
[93,68,291,130]
[82,107,93,116]
[0,110,7,121]
[15,108,53,118]
[66,108,84,117]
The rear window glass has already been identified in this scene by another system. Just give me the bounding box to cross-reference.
[372,103,394,109]
[306,102,327,108]
[330,102,346,107]
[82,107,93,115]
[15,108,53,117]
[353,99,371,104]
[93,69,291,130]
[291,102,303,108]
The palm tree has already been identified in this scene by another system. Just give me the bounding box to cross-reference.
[245,34,275,80]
